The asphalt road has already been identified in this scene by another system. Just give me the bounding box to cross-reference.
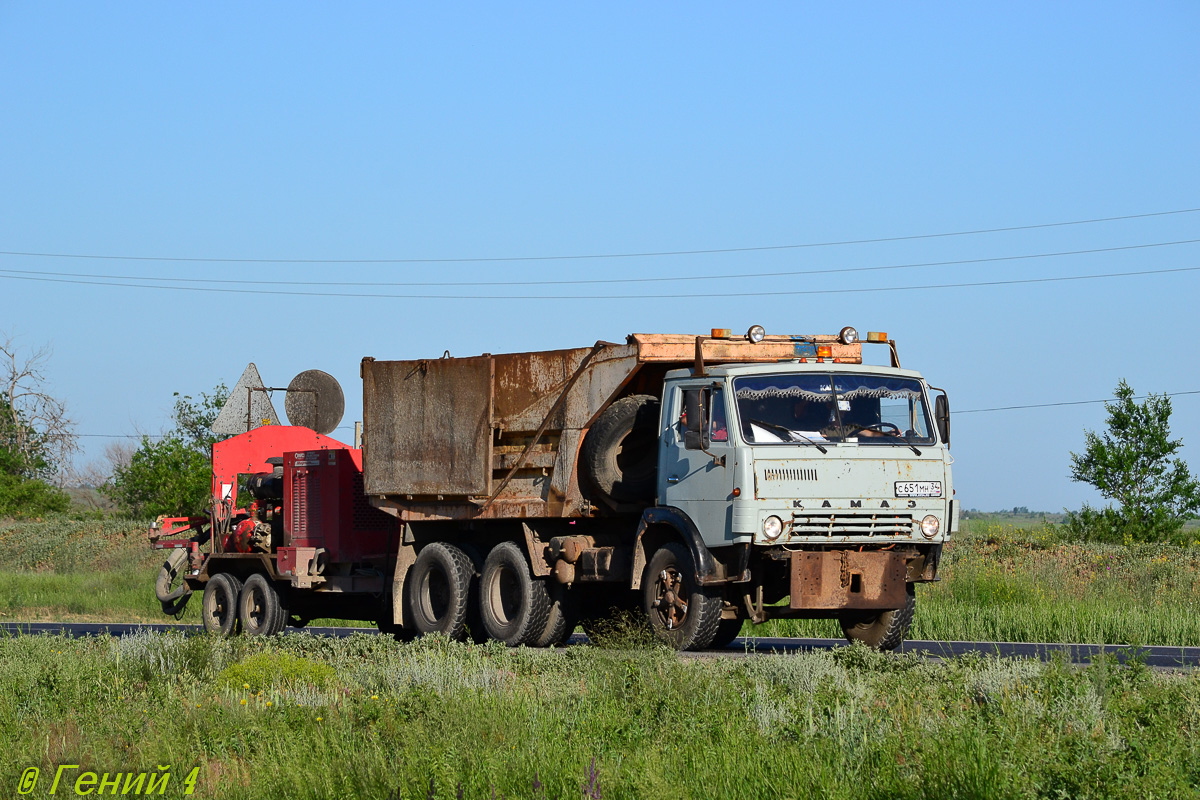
[3,621,1197,668]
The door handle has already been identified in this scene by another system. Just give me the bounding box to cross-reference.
[666,475,682,484]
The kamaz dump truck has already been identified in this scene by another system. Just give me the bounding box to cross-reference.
[152,326,954,651]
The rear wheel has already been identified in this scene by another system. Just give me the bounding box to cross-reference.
[479,541,551,646]
[533,582,579,647]
[239,573,288,636]
[201,573,242,636]
[839,585,916,651]
[642,541,722,651]
[406,542,474,640]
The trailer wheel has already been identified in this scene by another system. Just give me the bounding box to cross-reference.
[642,541,722,651]
[479,541,552,646]
[581,394,660,506]
[533,583,579,647]
[239,573,289,636]
[406,542,474,640]
[839,585,915,651]
[201,573,242,637]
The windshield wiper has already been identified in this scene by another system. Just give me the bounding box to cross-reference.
[747,418,828,454]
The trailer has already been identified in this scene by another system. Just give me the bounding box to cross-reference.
[152,326,955,650]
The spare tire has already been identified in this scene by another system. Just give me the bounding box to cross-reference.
[582,394,660,505]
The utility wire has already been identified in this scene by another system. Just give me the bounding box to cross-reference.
[1,238,1196,288]
[958,390,1200,414]
[76,391,1200,438]
[2,207,1197,265]
[1,263,1197,300]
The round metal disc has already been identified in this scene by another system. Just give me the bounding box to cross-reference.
[285,370,344,434]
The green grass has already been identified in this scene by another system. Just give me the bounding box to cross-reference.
[5,516,1200,645]
[1,632,1197,799]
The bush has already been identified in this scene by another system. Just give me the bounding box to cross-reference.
[219,652,336,692]
[106,385,228,517]
[1067,380,1200,543]
[0,472,69,518]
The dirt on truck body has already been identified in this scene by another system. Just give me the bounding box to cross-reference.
[151,327,955,651]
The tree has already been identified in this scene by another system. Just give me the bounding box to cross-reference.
[107,385,229,517]
[1066,380,1200,543]
[0,335,74,516]
[0,335,77,480]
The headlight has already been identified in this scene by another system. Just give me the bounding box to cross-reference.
[746,325,766,343]
[920,515,940,538]
[839,326,859,345]
[763,515,783,541]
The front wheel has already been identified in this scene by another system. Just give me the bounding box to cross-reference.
[839,584,915,651]
[642,541,722,651]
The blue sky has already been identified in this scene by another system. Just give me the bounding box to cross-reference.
[1,3,1197,511]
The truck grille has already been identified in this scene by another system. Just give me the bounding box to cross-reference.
[789,512,914,537]
[762,467,818,482]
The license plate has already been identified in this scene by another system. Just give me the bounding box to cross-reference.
[895,481,942,498]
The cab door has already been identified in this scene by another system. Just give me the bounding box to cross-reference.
[660,383,736,547]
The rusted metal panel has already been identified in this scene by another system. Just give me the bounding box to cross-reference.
[362,356,493,496]
[493,344,639,432]
[789,550,907,610]
[632,333,861,364]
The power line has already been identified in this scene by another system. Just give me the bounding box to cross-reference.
[77,425,357,439]
[1,238,1196,288]
[2,207,1197,265]
[958,390,1200,414]
[1,263,1197,300]
[74,391,1200,437]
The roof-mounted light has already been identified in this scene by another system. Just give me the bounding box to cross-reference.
[839,326,859,345]
[746,325,766,344]
[866,331,888,343]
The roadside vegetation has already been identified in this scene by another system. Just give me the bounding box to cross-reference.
[1,630,1197,799]
[4,514,1200,647]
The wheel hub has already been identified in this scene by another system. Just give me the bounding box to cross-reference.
[652,567,688,630]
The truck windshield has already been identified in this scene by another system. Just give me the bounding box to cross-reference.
[733,374,934,445]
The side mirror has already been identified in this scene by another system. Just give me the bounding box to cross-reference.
[682,389,709,450]
[934,392,950,447]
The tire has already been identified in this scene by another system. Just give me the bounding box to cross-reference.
[201,573,242,637]
[479,541,552,646]
[581,394,661,506]
[533,582,579,647]
[709,618,743,650]
[239,573,289,636]
[155,548,193,617]
[839,584,916,651]
[405,542,474,640]
[642,541,723,651]
[458,543,490,644]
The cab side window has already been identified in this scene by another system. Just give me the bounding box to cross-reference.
[710,388,728,441]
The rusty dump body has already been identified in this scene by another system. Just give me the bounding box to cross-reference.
[361,333,861,522]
